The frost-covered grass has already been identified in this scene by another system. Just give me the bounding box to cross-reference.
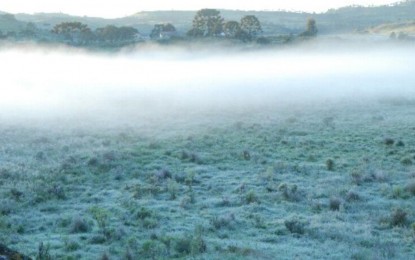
[1,99,415,259]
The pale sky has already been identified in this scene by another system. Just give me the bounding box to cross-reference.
[0,0,402,18]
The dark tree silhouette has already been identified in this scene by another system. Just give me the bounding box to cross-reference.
[223,21,241,38]
[300,18,318,37]
[95,25,138,44]
[52,22,93,44]
[188,9,224,37]
[150,23,177,39]
[239,15,262,41]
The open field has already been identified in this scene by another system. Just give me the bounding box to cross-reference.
[1,97,415,259]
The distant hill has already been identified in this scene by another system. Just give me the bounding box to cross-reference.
[369,21,415,35]
[0,13,26,32]
[1,1,415,36]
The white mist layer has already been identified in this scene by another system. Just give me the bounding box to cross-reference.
[1,44,415,124]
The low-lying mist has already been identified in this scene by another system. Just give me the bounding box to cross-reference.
[1,41,415,129]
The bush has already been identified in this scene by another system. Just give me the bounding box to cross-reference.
[329,197,341,211]
[346,191,360,202]
[245,190,258,204]
[174,228,206,256]
[89,206,110,238]
[401,157,413,166]
[284,217,307,235]
[396,140,405,147]
[37,242,52,260]
[141,240,165,259]
[326,159,335,171]
[405,181,415,196]
[167,179,179,200]
[64,240,81,252]
[350,171,362,185]
[210,213,235,230]
[390,208,408,227]
[278,183,300,201]
[70,216,91,233]
[383,138,395,146]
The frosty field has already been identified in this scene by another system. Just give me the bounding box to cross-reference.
[1,42,415,259]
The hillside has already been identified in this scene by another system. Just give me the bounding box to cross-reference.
[1,1,415,36]
[0,13,26,33]
[369,21,415,35]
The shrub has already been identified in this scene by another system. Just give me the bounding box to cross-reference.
[89,235,107,244]
[346,190,360,202]
[405,181,415,196]
[243,150,251,160]
[350,171,362,185]
[37,242,52,260]
[396,140,405,147]
[278,183,300,201]
[383,138,395,146]
[47,185,66,200]
[210,213,235,230]
[174,236,192,255]
[70,216,90,233]
[174,228,206,256]
[180,195,193,209]
[64,240,81,252]
[326,159,335,171]
[167,179,179,200]
[10,188,24,201]
[245,190,258,204]
[284,217,307,235]
[329,197,341,211]
[141,240,165,260]
[391,185,409,199]
[89,206,110,238]
[100,252,110,260]
[401,157,413,166]
[311,200,323,213]
[136,207,153,220]
[143,218,158,229]
[390,208,408,227]
[155,169,172,180]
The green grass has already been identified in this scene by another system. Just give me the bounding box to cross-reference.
[1,99,415,259]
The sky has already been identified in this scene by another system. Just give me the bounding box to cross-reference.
[0,0,402,18]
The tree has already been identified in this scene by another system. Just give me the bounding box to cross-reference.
[223,21,241,38]
[96,25,118,43]
[52,22,92,44]
[19,23,37,39]
[188,9,224,37]
[118,26,139,42]
[79,27,96,43]
[300,18,318,37]
[95,25,138,44]
[150,23,177,39]
[239,15,262,41]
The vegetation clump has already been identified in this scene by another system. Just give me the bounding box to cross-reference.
[89,206,111,238]
[390,208,408,227]
[400,157,413,166]
[326,159,335,171]
[70,216,91,233]
[174,230,206,256]
[405,180,415,196]
[383,138,395,146]
[329,197,342,211]
[284,216,308,235]
[245,190,259,204]
[278,183,301,201]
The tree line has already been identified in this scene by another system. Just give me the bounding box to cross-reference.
[0,9,319,47]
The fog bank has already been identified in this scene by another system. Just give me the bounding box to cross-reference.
[1,42,415,127]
